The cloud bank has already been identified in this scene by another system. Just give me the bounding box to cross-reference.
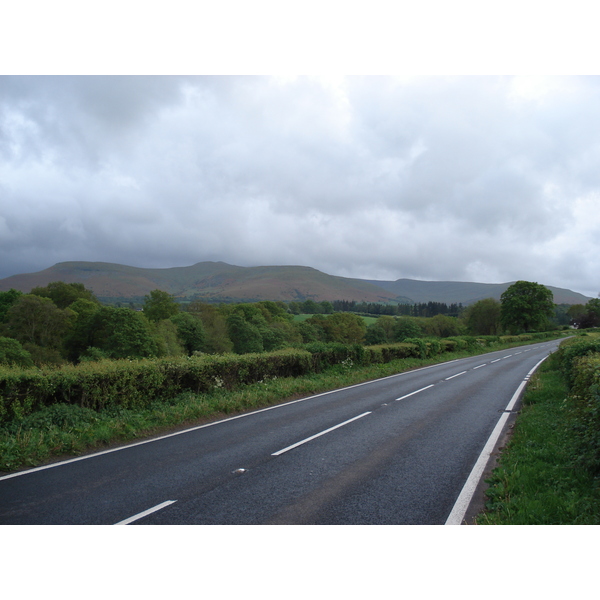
[1,75,599,298]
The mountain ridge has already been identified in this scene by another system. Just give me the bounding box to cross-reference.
[0,261,592,305]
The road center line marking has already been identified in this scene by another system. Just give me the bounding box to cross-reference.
[445,371,467,381]
[271,412,371,456]
[395,384,435,401]
[491,358,502,363]
[114,500,177,525]
[473,364,487,370]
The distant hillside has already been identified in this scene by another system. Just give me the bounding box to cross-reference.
[0,261,592,305]
[364,278,592,306]
[0,261,398,304]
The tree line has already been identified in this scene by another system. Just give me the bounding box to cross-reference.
[289,299,463,317]
[1,279,595,369]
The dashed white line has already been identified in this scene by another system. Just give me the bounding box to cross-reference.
[271,412,372,456]
[491,358,502,363]
[473,364,487,370]
[445,371,467,381]
[114,500,177,525]
[395,384,435,402]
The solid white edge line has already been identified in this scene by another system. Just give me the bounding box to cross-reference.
[444,355,550,525]
[114,500,177,525]
[271,412,371,456]
[395,384,434,401]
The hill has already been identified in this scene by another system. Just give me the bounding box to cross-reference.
[0,261,592,306]
[0,261,398,304]
[363,278,591,306]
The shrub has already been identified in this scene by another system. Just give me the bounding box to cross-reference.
[402,338,428,358]
[555,337,600,388]
[567,353,600,473]
[0,337,34,368]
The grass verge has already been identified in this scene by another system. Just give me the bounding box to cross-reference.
[476,351,600,524]
[0,336,566,475]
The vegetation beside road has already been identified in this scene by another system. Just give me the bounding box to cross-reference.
[0,333,565,473]
[477,332,600,524]
[2,278,598,486]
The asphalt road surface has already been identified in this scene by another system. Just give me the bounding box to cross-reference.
[0,339,561,525]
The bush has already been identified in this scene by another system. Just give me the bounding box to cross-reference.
[0,337,33,368]
[555,337,600,388]
[0,349,316,424]
[567,353,600,473]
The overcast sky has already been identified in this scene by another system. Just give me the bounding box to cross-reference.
[1,74,599,298]
[1,0,599,300]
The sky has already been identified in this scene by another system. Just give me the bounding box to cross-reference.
[1,5,599,300]
[2,0,597,585]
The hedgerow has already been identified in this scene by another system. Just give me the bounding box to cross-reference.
[0,333,568,427]
[553,335,600,474]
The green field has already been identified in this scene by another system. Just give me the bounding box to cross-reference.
[293,313,378,326]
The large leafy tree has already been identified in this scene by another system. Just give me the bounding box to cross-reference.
[463,298,501,335]
[393,317,423,341]
[87,306,158,359]
[142,289,180,322]
[171,312,206,355]
[226,313,264,354]
[500,281,554,333]
[4,294,76,349]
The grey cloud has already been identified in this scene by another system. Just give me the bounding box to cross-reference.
[0,75,599,298]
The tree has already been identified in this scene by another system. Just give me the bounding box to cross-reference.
[365,322,387,345]
[500,281,554,333]
[567,304,587,328]
[87,306,158,359]
[4,294,76,349]
[463,298,501,335]
[578,298,600,329]
[0,336,34,368]
[226,313,263,354]
[312,313,366,344]
[393,317,423,341]
[186,302,232,353]
[0,289,23,322]
[421,314,464,337]
[171,312,206,355]
[152,319,186,357]
[30,281,99,309]
[142,290,180,322]
[62,299,104,361]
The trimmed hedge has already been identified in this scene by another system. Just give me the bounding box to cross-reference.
[0,332,568,425]
[0,349,315,423]
[554,335,600,474]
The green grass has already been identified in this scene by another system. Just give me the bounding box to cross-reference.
[0,334,568,474]
[292,313,378,325]
[476,353,600,524]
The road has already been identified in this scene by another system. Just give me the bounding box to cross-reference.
[0,339,561,525]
